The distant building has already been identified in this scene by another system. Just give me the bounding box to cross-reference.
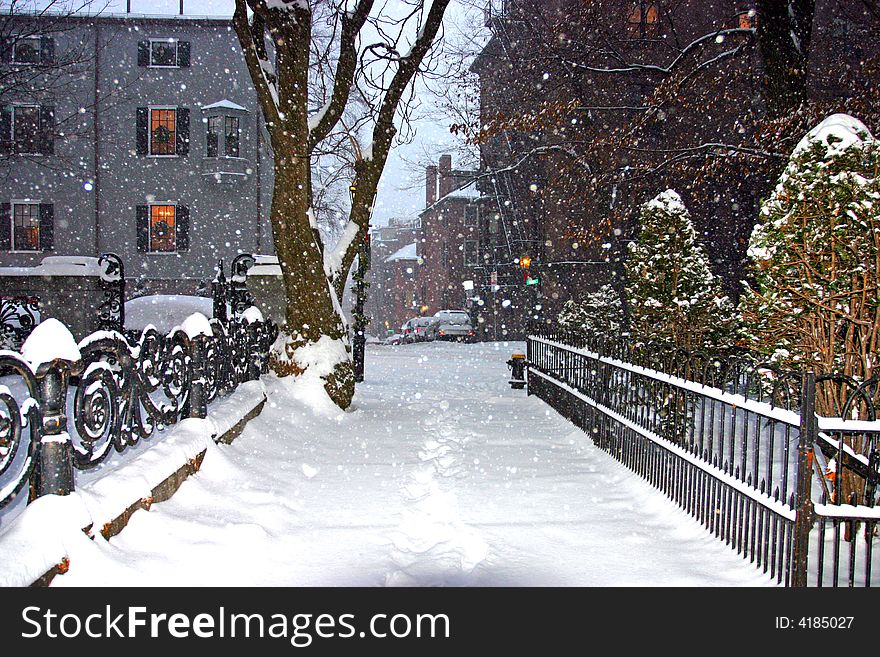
[365,216,421,337]
[0,11,274,298]
[417,154,482,318]
[380,241,420,333]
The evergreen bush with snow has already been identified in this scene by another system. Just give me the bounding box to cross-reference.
[624,189,736,352]
[739,114,880,383]
[557,283,623,341]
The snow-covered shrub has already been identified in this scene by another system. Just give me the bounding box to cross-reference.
[739,114,880,383]
[739,113,880,503]
[557,283,623,341]
[625,189,736,352]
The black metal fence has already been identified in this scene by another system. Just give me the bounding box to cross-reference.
[526,328,880,587]
[0,256,277,510]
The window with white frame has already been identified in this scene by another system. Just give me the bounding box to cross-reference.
[12,37,41,64]
[206,115,240,157]
[150,107,177,155]
[464,240,478,266]
[464,204,478,227]
[12,202,40,251]
[150,39,179,67]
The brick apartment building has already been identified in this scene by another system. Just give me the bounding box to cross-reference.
[467,0,880,328]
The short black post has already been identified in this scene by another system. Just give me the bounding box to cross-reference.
[34,362,76,499]
[793,371,817,587]
[246,321,261,381]
[189,335,208,419]
[352,233,370,383]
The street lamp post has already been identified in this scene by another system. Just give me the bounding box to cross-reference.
[351,185,370,383]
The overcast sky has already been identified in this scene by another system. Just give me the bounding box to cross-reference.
[88,0,476,226]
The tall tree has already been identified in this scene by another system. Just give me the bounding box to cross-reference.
[233,0,451,408]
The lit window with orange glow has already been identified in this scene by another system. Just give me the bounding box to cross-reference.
[150,204,176,252]
[627,2,660,38]
[739,10,757,29]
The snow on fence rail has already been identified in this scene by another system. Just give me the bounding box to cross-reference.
[0,258,278,515]
[526,329,880,587]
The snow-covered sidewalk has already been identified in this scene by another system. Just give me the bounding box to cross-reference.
[51,342,773,586]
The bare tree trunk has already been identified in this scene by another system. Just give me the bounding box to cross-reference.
[756,0,816,118]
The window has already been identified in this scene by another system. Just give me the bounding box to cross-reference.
[151,39,178,67]
[627,2,660,38]
[149,204,176,252]
[12,105,39,154]
[12,202,40,251]
[225,116,240,157]
[206,116,220,157]
[137,106,188,156]
[738,8,757,29]
[150,108,177,155]
[138,39,190,68]
[137,203,189,253]
[12,37,41,64]
[488,213,500,235]
[464,240,478,266]
[832,18,851,38]
[464,205,478,227]
[207,115,240,157]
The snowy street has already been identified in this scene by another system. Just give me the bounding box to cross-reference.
[51,342,773,587]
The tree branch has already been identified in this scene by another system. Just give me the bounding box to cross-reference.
[307,0,375,152]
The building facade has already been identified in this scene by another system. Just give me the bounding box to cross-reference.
[470,0,880,328]
[0,12,274,297]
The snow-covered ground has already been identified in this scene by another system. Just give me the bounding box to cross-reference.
[50,342,774,586]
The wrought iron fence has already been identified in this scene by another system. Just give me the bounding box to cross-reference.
[526,328,880,587]
[0,256,277,510]
[0,295,41,350]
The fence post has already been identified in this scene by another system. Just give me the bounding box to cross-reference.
[33,361,77,499]
[526,335,532,396]
[189,335,208,419]
[792,371,817,587]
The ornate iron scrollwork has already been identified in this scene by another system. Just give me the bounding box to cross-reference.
[97,252,125,333]
[0,353,41,507]
[0,296,41,351]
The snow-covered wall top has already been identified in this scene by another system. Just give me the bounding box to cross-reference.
[0,256,104,277]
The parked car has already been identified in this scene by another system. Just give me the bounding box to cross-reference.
[402,316,435,343]
[400,320,415,343]
[384,333,404,345]
[426,309,476,342]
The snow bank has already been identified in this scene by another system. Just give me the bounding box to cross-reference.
[0,378,267,587]
[241,306,264,324]
[0,493,93,587]
[0,255,103,278]
[21,318,81,369]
